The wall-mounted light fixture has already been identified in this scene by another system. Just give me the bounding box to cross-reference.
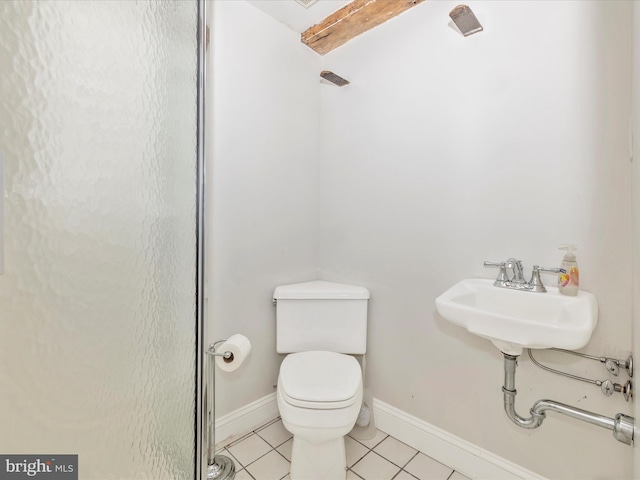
[449,5,483,37]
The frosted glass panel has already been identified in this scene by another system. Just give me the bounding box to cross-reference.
[0,1,198,478]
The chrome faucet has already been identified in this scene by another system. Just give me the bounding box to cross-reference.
[505,258,526,285]
[484,259,560,293]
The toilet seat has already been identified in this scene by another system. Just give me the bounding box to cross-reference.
[279,351,361,410]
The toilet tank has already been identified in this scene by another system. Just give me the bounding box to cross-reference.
[273,280,370,354]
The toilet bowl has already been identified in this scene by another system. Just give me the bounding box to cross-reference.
[277,351,363,480]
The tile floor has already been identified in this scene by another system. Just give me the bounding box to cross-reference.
[217,417,471,480]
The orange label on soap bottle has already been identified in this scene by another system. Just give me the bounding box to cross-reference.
[569,266,579,286]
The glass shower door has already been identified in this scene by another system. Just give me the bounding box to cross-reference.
[0,1,200,478]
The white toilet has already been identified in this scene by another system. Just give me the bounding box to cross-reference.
[273,280,370,480]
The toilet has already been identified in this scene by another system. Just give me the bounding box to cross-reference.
[273,280,370,480]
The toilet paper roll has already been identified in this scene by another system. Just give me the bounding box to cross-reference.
[215,334,251,372]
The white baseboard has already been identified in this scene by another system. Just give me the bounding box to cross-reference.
[372,398,548,480]
[215,393,279,448]
[213,393,547,480]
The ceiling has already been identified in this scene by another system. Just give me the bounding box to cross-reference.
[246,0,352,34]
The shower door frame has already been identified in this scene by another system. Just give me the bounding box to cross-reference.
[195,0,208,479]
[193,0,209,480]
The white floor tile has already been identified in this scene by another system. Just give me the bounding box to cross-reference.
[392,471,419,480]
[403,453,453,480]
[231,418,474,480]
[233,469,255,480]
[352,451,401,480]
[346,435,369,467]
[257,419,294,447]
[227,434,273,467]
[449,472,471,480]
[373,436,418,468]
[245,450,291,480]
[276,437,293,461]
[350,429,388,449]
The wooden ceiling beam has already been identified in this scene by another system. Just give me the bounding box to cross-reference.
[301,0,425,55]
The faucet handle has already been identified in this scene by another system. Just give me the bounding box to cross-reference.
[529,265,561,293]
[484,261,509,287]
[484,261,502,267]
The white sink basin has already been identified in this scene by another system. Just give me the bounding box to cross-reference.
[435,278,598,355]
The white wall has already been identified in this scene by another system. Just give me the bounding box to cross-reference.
[208,0,321,416]
[210,0,636,478]
[318,1,633,479]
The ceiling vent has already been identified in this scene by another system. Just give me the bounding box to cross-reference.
[295,0,319,8]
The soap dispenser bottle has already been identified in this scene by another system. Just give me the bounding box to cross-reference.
[558,245,579,296]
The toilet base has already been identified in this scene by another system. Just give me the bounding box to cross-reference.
[290,435,347,480]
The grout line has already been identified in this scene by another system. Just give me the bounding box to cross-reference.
[446,471,465,480]
[276,438,293,458]
[226,415,281,449]
[225,450,243,469]
[242,447,278,470]
[277,437,294,449]
[350,432,389,451]
[269,436,293,450]
[254,416,281,433]
[355,451,396,472]
[349,450,369,469]
[349,449,371,470]
[392,469,419,480]
[241,468,257,480]
[255,431,293,450]
[224,430,256,448]
[400,450,420,469]
[241,443,293,480]
[347,467,366,480]
[227,420,283,469]
[273,447,292,463]
[372,443,420,470]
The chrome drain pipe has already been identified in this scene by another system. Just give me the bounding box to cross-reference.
[502,354,634,445]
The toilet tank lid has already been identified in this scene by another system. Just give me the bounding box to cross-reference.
[273,280,370,300]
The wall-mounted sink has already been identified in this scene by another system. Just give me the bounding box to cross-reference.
[435,278,598,355]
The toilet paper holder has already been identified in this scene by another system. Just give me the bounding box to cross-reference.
[208,339,234,363]
[204,339,236,479]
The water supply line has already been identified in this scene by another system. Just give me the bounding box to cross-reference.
[550,348,633,378]
[527,349,633,400]
[502,354,634,445]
